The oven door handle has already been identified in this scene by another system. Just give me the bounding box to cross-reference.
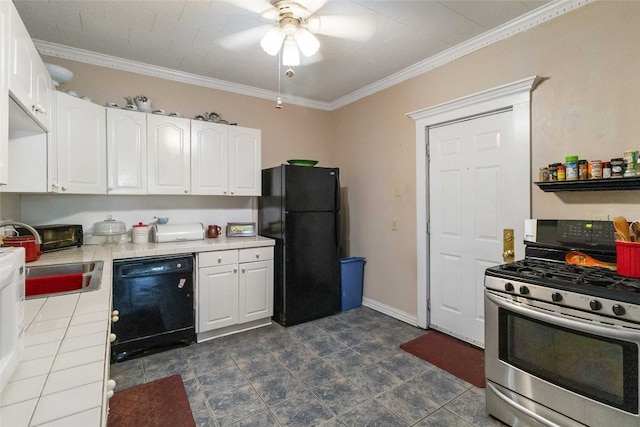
[487,382,565,427]
[486,291,640,341]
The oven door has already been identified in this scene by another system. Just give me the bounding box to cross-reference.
[485,290,640,427]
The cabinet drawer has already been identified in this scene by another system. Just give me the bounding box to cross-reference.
[239,247,273,263]
[199,250,238,267]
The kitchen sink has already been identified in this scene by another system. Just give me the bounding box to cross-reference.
[25,261,104,299]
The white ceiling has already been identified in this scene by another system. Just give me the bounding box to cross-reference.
[14,0,565,108]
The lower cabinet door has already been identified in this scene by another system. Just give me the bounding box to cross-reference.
[239,260,273,323]
[198,264,238,332]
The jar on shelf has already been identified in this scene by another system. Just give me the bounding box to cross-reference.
[588,161,603,179]
[602,162,612,178]
[538,167,549,182]
[611,158,624,178]
[557,164,566,181]
[578,160,588,180]
[565,156,578,180]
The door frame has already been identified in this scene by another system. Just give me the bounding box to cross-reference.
[407,76,541,329]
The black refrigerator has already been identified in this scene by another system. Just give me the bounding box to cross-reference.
[259,164,341,326]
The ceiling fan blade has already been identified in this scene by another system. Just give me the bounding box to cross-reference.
[220,0,279,20]
[306,15,377,42]
[217,25,272,51]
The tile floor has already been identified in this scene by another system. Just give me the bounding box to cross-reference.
[110,307,505,427]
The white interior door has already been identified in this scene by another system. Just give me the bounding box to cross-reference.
[428,109,529,347]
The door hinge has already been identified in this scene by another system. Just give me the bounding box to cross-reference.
[427,298,431,311]
[427,221,430,234]
[426,142,430,158]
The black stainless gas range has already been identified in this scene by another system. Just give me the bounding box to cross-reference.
[484,219,640,427]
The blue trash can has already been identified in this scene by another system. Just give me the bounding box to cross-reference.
[340,257,366,311]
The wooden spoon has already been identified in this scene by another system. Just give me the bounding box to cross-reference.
[565,251,617,270]
[614,231,628,242]
[631,221,640,242]
[613,216,630,242]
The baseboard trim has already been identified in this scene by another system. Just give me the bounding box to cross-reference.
[361,297,419,327]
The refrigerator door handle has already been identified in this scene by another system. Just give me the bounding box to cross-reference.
[335,174,341,251]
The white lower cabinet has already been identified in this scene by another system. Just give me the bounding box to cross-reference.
[197,246,273,341]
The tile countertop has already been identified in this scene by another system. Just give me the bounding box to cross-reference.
[0,236,275,427]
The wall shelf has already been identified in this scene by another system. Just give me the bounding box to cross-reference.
[535,177,640,192]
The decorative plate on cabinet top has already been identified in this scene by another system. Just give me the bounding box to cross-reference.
[287,159,318,167]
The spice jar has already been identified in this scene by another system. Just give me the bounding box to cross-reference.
[538,167,549,182]
[611,158,624,178]
[557,164,566,181]
[602,161,612,178]
[578,160,588,180]
[548,163,560,181]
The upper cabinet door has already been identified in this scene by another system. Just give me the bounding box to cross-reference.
[147,114,191,195]
[191,121,228,195]
[8,3,50,131]
[56,92,106,194]
[228,126,261,196]
[107,109,147,195]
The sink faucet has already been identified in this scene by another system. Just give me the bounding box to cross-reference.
[0,221,42,244]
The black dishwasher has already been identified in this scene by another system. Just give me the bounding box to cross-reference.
[111,255,195,362]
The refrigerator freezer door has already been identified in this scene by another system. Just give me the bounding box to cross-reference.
[277,211,341,325]
[284,165,339,212]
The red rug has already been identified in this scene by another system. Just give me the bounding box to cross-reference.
[400,330,485,388]
[108,375,196,427]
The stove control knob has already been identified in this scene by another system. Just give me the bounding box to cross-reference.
[519,286,530,295]
[612,304,626,316]
[551,292,563,302]
[504,283,514,292]
[590,300,602,311]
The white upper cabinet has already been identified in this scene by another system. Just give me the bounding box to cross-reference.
[8,2,51,131]
[229,126,261,196]
[191,121,228,195]
[147,114,191,195]
[191,122,261,196]
[107,108,147,195]
[0,0,9,185]
[55,92,106,194]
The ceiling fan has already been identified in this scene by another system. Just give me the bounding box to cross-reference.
[218,0,376,67]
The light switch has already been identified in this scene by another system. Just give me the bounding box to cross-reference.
[392,219,398,230]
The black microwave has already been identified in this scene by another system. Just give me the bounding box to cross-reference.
[16,224,83,252]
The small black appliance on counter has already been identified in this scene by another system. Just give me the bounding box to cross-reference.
[16,224,83,252]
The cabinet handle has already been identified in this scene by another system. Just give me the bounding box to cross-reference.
[218,257,222,263]
[107,390,114,399]
[112,310,119,316]
[233,267,237,273]
[108,187,113,191]
[184,189,188,193]
[230,191,234,195]
[61,186,68,192]
[112,315,119,323]
[107,379,116,391]
[242,267,245,273]
[255,253,260,259]
[109,333,117,343]
[223,191,227,194]
[32,104,46,114]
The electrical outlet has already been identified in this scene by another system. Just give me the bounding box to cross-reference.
[392,219,398,230]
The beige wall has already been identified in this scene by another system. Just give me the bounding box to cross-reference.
[333,1,640,317]
[26,1,640,321]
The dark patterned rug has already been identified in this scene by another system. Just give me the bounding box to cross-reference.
[107,375,196,427]
[400,330,485,388]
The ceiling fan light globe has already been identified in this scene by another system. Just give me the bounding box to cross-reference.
[295,28,320,57]
[282,39,300,66]
[260,27,285,55]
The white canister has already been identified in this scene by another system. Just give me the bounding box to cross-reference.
[132,222,149,243]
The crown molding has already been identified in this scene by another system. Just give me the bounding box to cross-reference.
[34,40,333,111]
[331,0,589,109]
[34,0,588,112]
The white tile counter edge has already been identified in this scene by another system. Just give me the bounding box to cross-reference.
[0,236,275,427]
